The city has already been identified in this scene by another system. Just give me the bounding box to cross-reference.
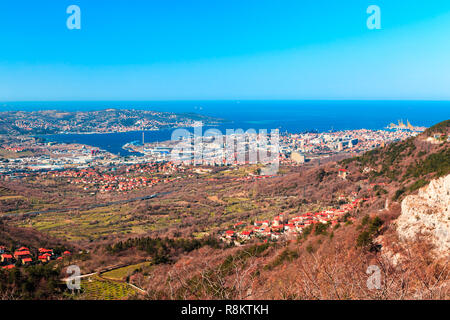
[0,120,427,182]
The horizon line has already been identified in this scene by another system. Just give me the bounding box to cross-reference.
[2,99,450,103]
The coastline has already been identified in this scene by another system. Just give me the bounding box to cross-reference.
[36,122,226,136]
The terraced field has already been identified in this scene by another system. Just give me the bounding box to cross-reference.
[16,204,151,241]
[79,275,137,300]
[101,262,152,281]
[9,165,304,242]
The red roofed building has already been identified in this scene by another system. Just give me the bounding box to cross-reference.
[2,265,15,270]
[224,230,236,240]
[21,257,32,265]
[38,255,50,263]
[284,223,295,231]
[239,230,252,240]
[338,169,348,179]
[14,250,31,259]
[1,254,13,263]
[272,225,283,232]
[39,248,53,254]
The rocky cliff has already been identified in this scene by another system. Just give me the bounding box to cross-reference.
[396,174,450,257]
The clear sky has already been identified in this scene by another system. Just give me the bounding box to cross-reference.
[0,0,450,101]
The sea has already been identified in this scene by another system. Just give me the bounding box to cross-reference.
[1,100,449,156]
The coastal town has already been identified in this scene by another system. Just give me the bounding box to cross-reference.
[0,120,429,184]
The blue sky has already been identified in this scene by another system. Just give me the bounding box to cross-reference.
[0,0,450,100]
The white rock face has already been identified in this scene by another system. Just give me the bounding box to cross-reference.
[397,174,450,256]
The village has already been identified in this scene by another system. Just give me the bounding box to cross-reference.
[43,162,190,193]
[219,195,372,245]
[0,245,72,270]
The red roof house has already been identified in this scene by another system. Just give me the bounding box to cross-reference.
[38,255,50,262]
[14,250,31,259]
[1,254,13,263]
[2,265,15,270]
[39,248,53,254]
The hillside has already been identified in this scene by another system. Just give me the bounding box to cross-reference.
[124,206,447,299]
[1,120,448,300]
[135,120,449,300]
[101,121,448,300]
[0,220,74,253]
[340,119,450,201]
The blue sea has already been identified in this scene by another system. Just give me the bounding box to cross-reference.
[1,100,449,156]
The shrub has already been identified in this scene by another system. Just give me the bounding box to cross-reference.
[356,216,383,249]
[314,222,330,235]
[356,231,371,248]
[393,188,406,201]
[302,225,313,239]
[265,249,298,270]
[408,179,428,192]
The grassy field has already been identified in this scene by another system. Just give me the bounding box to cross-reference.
[223,196,255,215]
[101,262,152,281]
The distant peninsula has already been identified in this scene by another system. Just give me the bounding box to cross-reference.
[0,109,226,135]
